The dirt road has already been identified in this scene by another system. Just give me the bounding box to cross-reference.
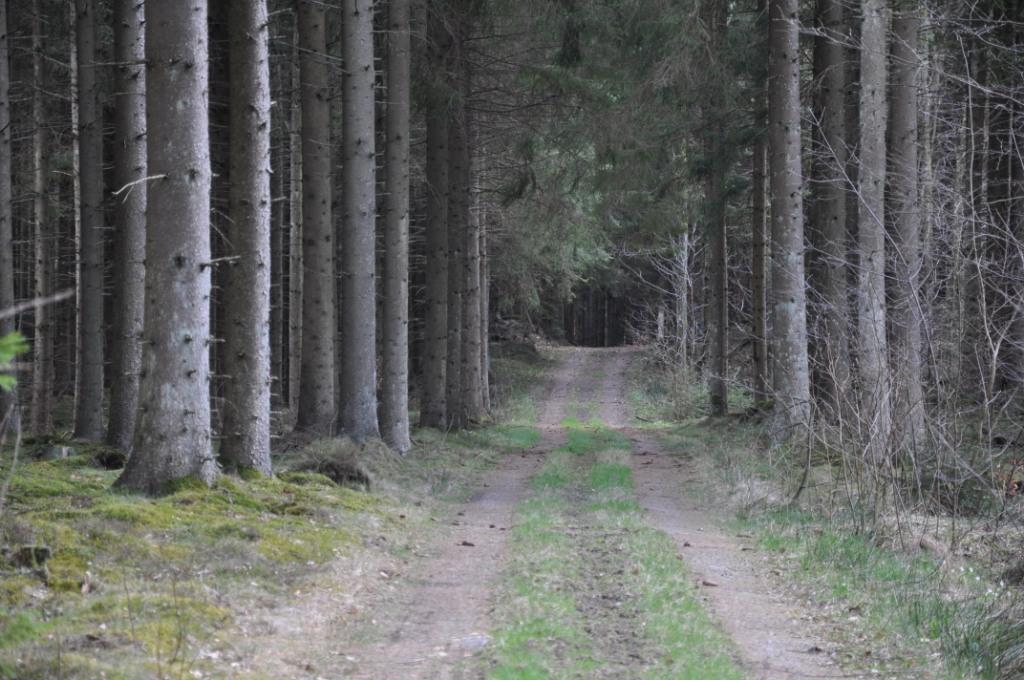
[245,347,844,679]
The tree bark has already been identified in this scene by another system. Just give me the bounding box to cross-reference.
[295,0,336,434]
[73,0,105,440]
[0,0,15,422]
[446,77,467,429]
[703,0,728,417]
[381,0,412,451]
[889,8,925,448]
[339,0,380,440]
[751,0,769,404]
[857,0,892,462]
[116,0,218,494]
[768,0,812,436]
[460,55,484,424]
[220,0,272,475]
[752,110,769,403]
[810,0,851,413]
[479,175,491,413]
[106,0,147,452]
[30,1,52,435]
[288,25,303,418]
[419,0,450,430]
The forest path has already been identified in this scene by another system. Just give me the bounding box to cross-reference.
[241,347,844,679]
[334,348,584,679]
[598,346,846,679]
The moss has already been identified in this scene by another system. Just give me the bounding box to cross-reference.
[129,596,231,653]
[276,471,336,487]
[46,552,90,592]
[0,575,41,608]
[160,475,210,496]
[257,523,356,562]
[92,499,172,527]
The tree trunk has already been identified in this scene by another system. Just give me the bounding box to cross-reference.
[73,0,105,440]
[768,0,812,436]
[889,9,925,449]
[30,1,52,435]
[0,0,14,422]
[381,0,412,451]
[479,178,491,413]
[106,0,147,452]
[857,0,892,462]
[446,80,467,429]
[270,70,285,408]
[810,0,850,413]
[288,26,303,418]
[220,0,272,475]
[295,0,335,434]
[419,0,450,430]
[703,0,728,417]
[339,0,380,440]
[460,59,484,424]
[208,1,231,437]
[751,0,769,404]
[116,0,218,494]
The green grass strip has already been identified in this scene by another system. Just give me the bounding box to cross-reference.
[485,426,742,679]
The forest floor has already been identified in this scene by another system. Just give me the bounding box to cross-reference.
[278,347,844,679]
[2,346,985,678]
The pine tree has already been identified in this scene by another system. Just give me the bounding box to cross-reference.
[29,0,52,435]
[295,0,336,434]
[220,0,273,475]
[381,0,413,452]
[419,0,451,430]
[809,0,851,413]
[339,0,381,440]
[106,0,147,452]
[889,5,925,447]
[0,0,14,422]
[857,0,892,461]
[72,0,104,440]
[116,0,217,494]
[768,0,812,436]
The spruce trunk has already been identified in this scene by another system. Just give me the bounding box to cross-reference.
[810,0,851,414]
[381,0,413,451]
[0,0,14,422]
[220,0,273,475]
[857,0,892,462]
[106,0,146,452]
[768,0,812,437]
[419,0,450,429]
[73,0,105,440]
[116,0,218,494]
[30,1,52,435]
[890,9,925,448]
[295,0,336,434]
[339,0,380,439]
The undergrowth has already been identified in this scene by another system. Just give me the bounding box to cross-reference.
[629,349,1024,679]
[0,351,546,678]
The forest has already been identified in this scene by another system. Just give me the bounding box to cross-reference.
[2,0,1024,677]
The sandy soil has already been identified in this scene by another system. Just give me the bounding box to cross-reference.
[235,346,855,679]
[338,349,590,679]
[598,347,851,678]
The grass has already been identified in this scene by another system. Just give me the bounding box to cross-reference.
[483,418,742,679]
[744,508,1022,678]
[0,352,547,679]
[628,350,1024,679]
